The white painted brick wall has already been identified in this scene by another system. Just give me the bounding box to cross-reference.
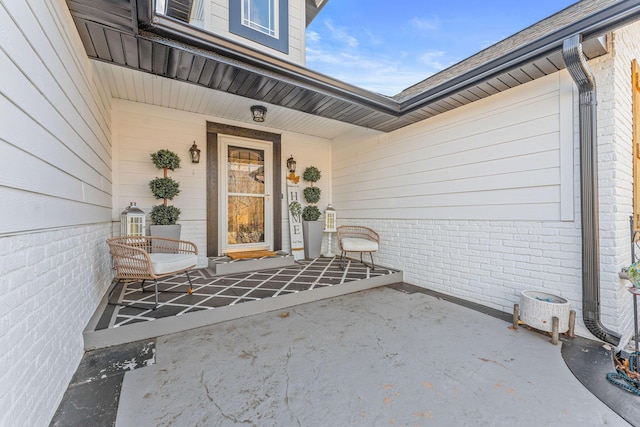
[339,218,593,334]
[0,224,113,427]
[594,22,640,341]
[334,23,640,341]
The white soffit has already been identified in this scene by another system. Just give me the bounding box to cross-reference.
[93,61,364,140]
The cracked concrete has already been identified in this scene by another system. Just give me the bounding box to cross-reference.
[116,287,629,426]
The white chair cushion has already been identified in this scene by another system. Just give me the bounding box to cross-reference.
[149,253,198,275]
[341,237,378,252]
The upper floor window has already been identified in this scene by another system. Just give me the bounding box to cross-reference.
[230,0,289,53]
[243,0,278,38]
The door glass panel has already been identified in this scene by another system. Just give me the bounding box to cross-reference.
[227,146,265,245]
[228,196,265,244]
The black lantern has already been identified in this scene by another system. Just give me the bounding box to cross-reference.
[251,105,267,122]
[286,155,296,173]
[189,142,201,163]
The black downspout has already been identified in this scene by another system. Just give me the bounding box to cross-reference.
[562,34,620,345]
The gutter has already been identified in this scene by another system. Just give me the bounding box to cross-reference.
[562,34,620,346]
[134,1,399,115]
[134,0,640,120]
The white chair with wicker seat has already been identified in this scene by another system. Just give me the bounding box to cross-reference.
[106,236,198,310]
[337,226,380,270]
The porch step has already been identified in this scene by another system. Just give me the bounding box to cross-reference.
[208,251,295,275]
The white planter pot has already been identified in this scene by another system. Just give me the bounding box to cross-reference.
[520,290,570,333]
[149,224,182,240]
[149,224,182,253]
[302,221,324,259]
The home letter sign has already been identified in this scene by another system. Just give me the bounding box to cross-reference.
[287,181,305,260]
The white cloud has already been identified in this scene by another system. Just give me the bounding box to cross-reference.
[307,30,321,42]
[324,20,359,48]
[305,18,459,95]
[305,45,438,95]
[409,16,439,31]
[419,50,447,70]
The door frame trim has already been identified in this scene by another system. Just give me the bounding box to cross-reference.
[206,122,282,256]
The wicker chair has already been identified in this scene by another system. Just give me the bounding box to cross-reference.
[337,226,380,270]
[106,236,198,310]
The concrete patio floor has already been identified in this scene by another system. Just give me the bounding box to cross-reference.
[101,285,632,426]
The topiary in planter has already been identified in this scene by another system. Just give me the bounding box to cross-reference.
[149,149,181,225]
[151,149,181,171]
[302,166,321,183]
[302,166,322,221]
[150,204,181,225]
[303,186,321,204]
[302,205,321,221]
[149,177,180,200]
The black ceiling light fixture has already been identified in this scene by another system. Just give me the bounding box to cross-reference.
[251,105,267,122]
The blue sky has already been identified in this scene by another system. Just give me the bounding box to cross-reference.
[306,1,577,95]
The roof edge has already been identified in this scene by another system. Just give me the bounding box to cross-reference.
[136,0,399,115]
[396,0,640,113]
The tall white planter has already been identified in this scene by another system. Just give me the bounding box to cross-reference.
[149,224,181,240]
[303,221,323,259]
[150,224,182,253]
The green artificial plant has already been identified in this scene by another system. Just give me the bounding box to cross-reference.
[149,149,181,225]
[301,166,322,221]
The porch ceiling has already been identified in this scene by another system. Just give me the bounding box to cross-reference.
[93,61,363,139]
[67,0,640,134]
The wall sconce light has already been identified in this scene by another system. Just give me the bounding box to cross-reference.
[189,141,201,163]
[286,155,296,173]
[251,105,267,122]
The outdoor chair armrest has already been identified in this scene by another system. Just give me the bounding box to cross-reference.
[108,241,155,280]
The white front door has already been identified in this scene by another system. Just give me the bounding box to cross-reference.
[219,135,273,254]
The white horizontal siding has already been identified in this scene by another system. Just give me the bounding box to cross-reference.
[1,1,113,426]
[1,0,112,235]
[333,73,573,221]
[112,100,331,217]
[114,99,332,253]
[113,101,207,222]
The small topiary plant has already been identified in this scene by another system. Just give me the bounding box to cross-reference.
[301,166,321,221]
[149,149,181,225]
[149,177,180,200]
[150,205,181,225]
[151,149,181,171]
[302,205,321,221]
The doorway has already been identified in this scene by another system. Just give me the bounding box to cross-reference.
[206,122,282,256]
[219,136,273,254]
